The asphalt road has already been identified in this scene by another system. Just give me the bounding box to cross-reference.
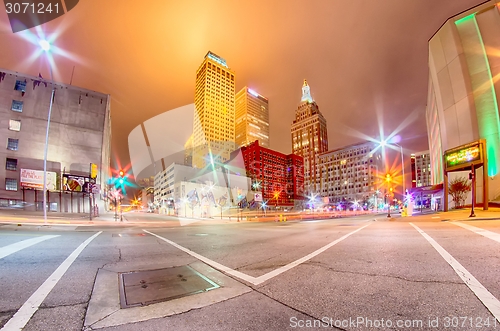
[0,213,499,331]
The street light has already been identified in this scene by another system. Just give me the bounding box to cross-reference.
[387,187,393,218]
[380,139,405,197]
[394,143,405,196]
[374,190,380,212]
[385,174,393,218]
[40,39,55,222]
[308,193,317,218]
[273,191,280,209]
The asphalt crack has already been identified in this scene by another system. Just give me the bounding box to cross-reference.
[40,301,88,309]
[304,260,464,285]
[234,254,283,271]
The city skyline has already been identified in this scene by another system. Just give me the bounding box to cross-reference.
[0,0,486,181]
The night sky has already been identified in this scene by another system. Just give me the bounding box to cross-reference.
[0,0,486,182]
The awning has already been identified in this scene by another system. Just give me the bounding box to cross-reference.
[408,183,444,195]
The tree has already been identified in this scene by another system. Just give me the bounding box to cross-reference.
[449,176,471,209]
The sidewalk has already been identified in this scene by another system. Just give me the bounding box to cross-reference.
[400,207,500,222]
[0,208,122,226]
[437,207,500,221]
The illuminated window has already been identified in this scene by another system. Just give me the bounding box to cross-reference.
[5,178,17,191]
[9,120,21,131]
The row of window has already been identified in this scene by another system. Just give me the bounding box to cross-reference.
[5,154,17,191]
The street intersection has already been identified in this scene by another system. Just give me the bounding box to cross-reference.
[0,209,499,330]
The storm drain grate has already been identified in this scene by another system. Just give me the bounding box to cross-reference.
[118,265,220,308]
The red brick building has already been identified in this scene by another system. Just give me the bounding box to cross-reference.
[236,141,304,206]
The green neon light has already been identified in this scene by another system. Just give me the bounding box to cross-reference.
[473,16,500,176]
[455,13,475,25]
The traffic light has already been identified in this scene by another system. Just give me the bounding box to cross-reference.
[118,170,125,184]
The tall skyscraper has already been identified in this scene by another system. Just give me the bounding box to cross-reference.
[291,80,328,194]
[192,51,236,169]
[235,87,270,148]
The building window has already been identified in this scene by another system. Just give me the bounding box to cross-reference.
[6,178,18,191]
[11,100,23,112]
[14,80,26,92]
[7,138,19,151]
[9,120,21,131]
[6,158,17,171]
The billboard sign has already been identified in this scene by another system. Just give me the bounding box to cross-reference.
[63,174,95,192]
[444,140,485,172]
[20,169,57,190]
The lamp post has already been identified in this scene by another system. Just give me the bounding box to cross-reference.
[469,167,476,218]
[385,174,392,218]
[394,143,405,196]
[40,39,54,222]
[380,139,405,197]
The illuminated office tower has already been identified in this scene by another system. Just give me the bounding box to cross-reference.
[192,51,236,169]
[411,151,431,188]
[317,141,381,204]
[290,80,328,194]
[235,87,269,148]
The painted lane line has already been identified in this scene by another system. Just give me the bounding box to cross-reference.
[144,223,371,286]
[0,235,60,260]
[410,223,500,322]
[1,231,102,331]
[144,230,257,284]
[253,223,371,284]
[452,222,500,244]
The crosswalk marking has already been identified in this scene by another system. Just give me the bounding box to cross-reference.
[452,222,500,243]
[410,223,500,323]
[0,231,102,331]
[0,235,60,260]
[144,222,372,285]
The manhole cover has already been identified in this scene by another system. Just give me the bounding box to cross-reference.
[118,265,219,308]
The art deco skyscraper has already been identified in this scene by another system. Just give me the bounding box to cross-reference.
[291,80,328,194]
[192,51,236,169]
[235,87,269,148]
